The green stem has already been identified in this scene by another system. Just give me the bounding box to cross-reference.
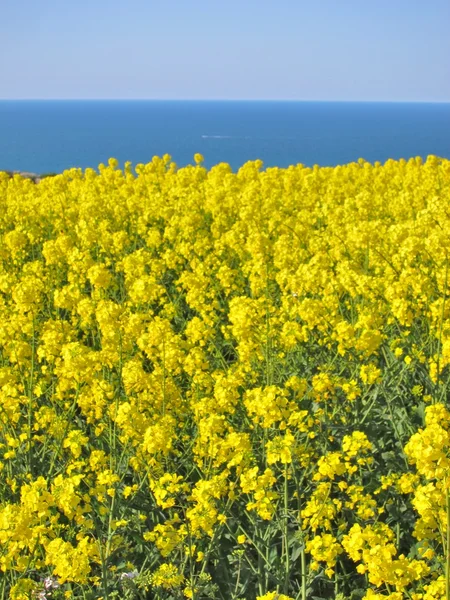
[446,488,450,600]
[301,541,307,600]
[28,317,36,477]
[105,491,116,562]
[436,255,449,397]
[283,464,290,595]
[232,552,242,600]
[100,542,110,600]
[184,517,197,600]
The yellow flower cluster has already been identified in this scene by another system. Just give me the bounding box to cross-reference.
[0,154,449,599]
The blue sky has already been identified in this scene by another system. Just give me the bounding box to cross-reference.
[1,0,449,101]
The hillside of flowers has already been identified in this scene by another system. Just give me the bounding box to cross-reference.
[0,154,449,600]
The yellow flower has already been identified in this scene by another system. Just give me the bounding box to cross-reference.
[151,563,184,589]
[62,430,89,458]
[256,593,295,600]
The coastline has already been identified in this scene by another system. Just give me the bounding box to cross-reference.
[1,170,57,183]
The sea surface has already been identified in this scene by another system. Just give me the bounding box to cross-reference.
[0,100,449,173]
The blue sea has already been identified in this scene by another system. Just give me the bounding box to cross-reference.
[0,100,449,173]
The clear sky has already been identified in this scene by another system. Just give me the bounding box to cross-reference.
[1,0,449,101]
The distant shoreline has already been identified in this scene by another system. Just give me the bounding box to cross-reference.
[1,170,58,183]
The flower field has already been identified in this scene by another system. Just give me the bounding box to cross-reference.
[1,154,450,600]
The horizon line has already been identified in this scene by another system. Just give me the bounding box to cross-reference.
[1,98,450,104]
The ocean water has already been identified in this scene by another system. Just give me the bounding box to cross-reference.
[0,100,449,173]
